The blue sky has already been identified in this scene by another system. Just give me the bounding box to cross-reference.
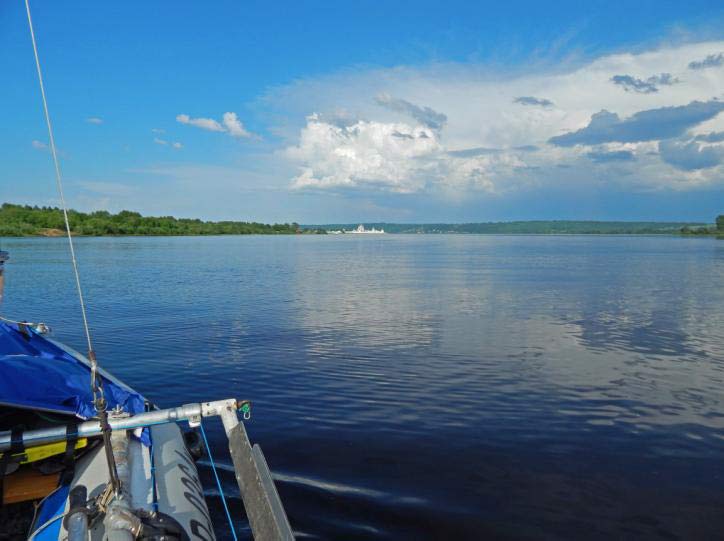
[1,1,724,223]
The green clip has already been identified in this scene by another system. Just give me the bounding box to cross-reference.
[240,401,251,420]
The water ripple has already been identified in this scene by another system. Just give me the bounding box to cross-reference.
[2,235,723,539]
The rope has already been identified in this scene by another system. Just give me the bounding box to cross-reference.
[199,422,238,541]
[23,0,100,398]
[149,427,159,513]
[24,0,121,496]
[27,512,68,541]
[0,314,45,327]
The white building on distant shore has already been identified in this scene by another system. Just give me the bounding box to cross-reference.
[325,224,386,234]
[348,224,385,234]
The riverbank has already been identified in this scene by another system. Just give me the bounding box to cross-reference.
[0,203,325,236]
[304,219,722,235]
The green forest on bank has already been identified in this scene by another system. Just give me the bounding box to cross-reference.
[0,203,318,236]
[680,215,724,236]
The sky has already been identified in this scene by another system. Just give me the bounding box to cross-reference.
[1,1,724,223]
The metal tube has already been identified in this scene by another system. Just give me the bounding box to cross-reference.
[110,414,131,492]
[65,485,89,541]
[0,399,240,451]
[65,513,89,541]
[104,418,138,541]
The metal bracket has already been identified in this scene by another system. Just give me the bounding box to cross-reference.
[228,423,294,541]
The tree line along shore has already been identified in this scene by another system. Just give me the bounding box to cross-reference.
[0,203,721,237]
[0,203,325,236]
[680,215,724,236]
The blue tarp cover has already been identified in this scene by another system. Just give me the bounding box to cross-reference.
[0,321,145,419]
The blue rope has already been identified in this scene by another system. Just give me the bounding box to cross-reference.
[199,421,238,541]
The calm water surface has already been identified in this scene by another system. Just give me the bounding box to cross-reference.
[2,235,724,540]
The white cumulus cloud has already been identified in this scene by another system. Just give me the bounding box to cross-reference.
[286,112,540,194]
[275,40,724,195]
[222,112,251,137]
[154,137,183,149]
[177,112,253,138]
[176,113,224,132]
[287,114,440,193]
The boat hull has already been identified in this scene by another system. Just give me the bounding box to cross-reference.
[29,423,214,540]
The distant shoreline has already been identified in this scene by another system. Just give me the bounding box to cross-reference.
[2,232,723,239]
[302,220,720,236]
[1,203,720,237]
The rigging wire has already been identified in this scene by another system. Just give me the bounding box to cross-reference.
[25,0,120,494]
[23,0,97,372]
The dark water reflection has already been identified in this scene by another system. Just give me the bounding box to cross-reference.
[2,235,723,539]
